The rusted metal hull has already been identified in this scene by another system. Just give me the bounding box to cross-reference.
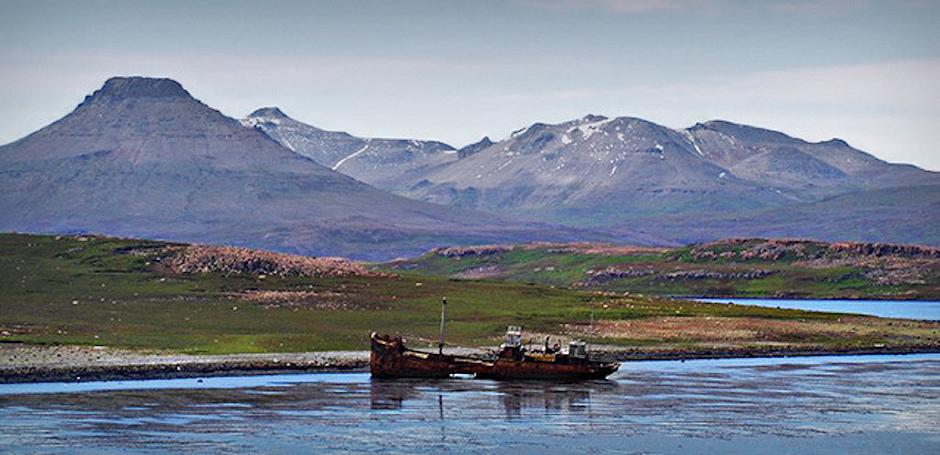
[370,333,488,378]
[475,358,619,380]
[370,333,619,380]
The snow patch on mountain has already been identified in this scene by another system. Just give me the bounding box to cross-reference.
[333,140,372,171]
[680,129,705,156]
[568,116,615,140]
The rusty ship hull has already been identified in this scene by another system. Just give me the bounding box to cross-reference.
[370,333,620,380]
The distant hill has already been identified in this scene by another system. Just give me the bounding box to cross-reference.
[388,238,940,300]
[388,115,939,245]
[0,77,642,260]
[3,78,935,254]
[625,185,940,247]
[11,232,935,355]
[401,115,936,212]
[242,107,458,190]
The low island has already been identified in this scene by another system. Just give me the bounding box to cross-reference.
[1,233,938,383]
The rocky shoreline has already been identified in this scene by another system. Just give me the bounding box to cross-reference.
[0,345,369,384]
[2,342,939,384]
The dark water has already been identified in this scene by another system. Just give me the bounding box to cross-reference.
[696,298,940,320]
[1,354,939,454]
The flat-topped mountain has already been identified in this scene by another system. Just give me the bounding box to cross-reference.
[242,107,457,189]
[3,77,936,253]
[0,77,629,259]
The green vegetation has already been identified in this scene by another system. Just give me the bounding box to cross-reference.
[1,234,937,355]
[390,240,940,300]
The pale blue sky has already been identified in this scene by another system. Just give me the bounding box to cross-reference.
[1,0,938,169]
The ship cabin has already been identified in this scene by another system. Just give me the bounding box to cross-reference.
[497,326,591,363]
[498,325,524,359]
[568,340,587,359]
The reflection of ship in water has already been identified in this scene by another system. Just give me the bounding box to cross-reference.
[368,377,617,418]
[498,381,616,418]
[369,379,423,410]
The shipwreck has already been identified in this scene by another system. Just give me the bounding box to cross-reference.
[370,298,620,380]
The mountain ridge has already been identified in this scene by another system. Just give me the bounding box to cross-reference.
[3,76,936,253]
[0,77,651,260]
[236,106,938,246]
[241,107,458,189]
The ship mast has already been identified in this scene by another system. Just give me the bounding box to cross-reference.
[438,296,447,354]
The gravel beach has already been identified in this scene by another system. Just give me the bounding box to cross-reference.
[3,342,938,384]
[0,344,369,384]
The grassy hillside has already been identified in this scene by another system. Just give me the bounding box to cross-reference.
[389,240,940,300]
[1,234,938,355]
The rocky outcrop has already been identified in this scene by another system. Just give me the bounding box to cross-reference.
[161,245,380,277]
[827,242,940,258]
[687,238,940,262]
[525,242,667,256]
[686,238,829,262]
[450,264,506,279]
[580,265,775,286]
[434,245,513,258]
[584,267,657,281]
[657,269,776,281]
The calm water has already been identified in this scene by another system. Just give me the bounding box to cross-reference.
[1,354,938,454]
[696,298,940,320]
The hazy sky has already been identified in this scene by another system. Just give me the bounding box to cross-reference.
[2,0,938,169]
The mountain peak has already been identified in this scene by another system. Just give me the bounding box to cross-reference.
[243,107,298,129]
[820,138,850,147]
[90,77,191,101]
[458,136,494,159]
[581,114,608,123]
[248,107,289,119]
[696,119,797,144]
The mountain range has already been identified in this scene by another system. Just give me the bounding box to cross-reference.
[405,115,936,213]
[242,107,458,190]
[0,77,626,260]
[1,76,938,258]
[251,109,940,246]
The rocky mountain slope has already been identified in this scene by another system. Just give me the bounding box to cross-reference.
[394,115,939,244]
[242,107,458,189]
[403,115,935,212]
[0,77,634,260]
[627,184,940,247]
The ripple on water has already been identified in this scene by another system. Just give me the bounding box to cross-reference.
[0,355,938,453]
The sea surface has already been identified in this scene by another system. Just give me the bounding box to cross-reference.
[696,298,940,320]
[1,354,938,454]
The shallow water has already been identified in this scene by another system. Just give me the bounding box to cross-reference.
[1,354,938,454]
[696,298,940,320]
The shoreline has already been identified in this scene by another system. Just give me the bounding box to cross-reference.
[3,343,939,385]
[675,295,940,302]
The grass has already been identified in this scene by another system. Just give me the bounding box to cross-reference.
[390,243,940,300]
[1,233,937,355]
